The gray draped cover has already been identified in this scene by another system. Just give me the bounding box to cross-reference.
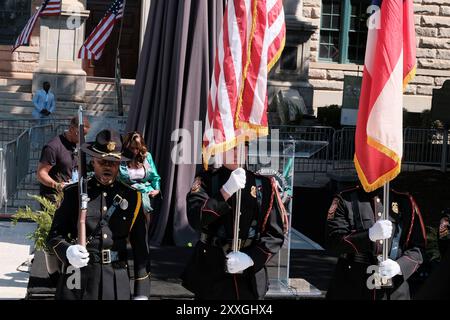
[126,0,224,245]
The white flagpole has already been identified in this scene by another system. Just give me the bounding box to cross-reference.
[54,13,61,107]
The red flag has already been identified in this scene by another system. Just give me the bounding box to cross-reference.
[354,0,416,192]
[202,0,286,167]
[78,0,124,60]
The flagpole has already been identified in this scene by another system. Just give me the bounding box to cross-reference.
[232,142,245,253]
[54,13,61,108]
[114,0,126,116]
[379,181,393,288]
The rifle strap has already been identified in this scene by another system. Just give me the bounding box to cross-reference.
[86,195,123,244]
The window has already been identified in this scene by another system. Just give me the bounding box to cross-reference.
[319,0,371,64]
[0,0,31,45]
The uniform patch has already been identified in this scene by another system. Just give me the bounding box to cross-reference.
[391,202,399,214]
[191,177,202,193]
[251,186,257,198]
[439,217,449,239]
[327,198,339,220]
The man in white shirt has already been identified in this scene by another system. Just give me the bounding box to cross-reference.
[32,81,55,120]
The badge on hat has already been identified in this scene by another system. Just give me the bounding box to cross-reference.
[391,202,399,214]
[107,141,116,152]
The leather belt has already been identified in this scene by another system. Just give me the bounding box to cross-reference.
[341,252,372,264]
[89,249,122,265]
[200,233,254,251]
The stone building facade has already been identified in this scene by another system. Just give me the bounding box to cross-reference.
[1,0,449,114]
[0,0,41,79]
[0,0,150,81]
[304,0,450,113]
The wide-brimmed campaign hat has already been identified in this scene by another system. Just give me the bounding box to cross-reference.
[81,129,130,161]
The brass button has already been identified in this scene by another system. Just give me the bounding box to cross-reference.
[103,234,108,239]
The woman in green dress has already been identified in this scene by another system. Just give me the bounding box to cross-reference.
[119,131,161,228]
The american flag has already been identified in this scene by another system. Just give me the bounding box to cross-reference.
[354,0,416,192]
[202,0,286,166]
[40,0,62,16]
[78,0,124,60]
[12,0,61,52]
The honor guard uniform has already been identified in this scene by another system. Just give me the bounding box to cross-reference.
[47,129,150,300]
[415,209,450,300]
[325,185,427,300]
[181,165,288,300]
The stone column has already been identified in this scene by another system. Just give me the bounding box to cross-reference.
[32,0,89,102]
[268,0,317,121]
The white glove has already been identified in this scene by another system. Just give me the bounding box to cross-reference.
[80,193,90,210]
[379,259,402,279]
[66,245,90,268]
[222,168,246,196]
[133,296,149,300]
[226,251,254,273]
[369,220,392,242]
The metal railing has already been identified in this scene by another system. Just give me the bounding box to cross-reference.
[0,118,72,147]
[2,122,449,210]
[402,127,450,171]
[330,127,450,172]
[332,127,356,170]
[0,115,128,210]
[0,148,6,210]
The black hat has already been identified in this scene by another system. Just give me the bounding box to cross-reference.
[81,129,129,161]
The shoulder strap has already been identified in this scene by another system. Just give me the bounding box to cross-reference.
[390,223,402,260]
[255,177,263,212]
[350,191,364,231]
[86,194,127,244]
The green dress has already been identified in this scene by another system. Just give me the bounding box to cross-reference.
[118,152,161,213]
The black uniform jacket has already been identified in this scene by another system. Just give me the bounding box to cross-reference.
[47,177,150,300]
[415,209,450,300]
[325,185,426,300]
[181,166,287,300]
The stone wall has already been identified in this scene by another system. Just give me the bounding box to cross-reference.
[0,0,41,79]
[304,0,450,113]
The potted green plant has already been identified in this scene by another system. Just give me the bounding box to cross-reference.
[11,194,62,276]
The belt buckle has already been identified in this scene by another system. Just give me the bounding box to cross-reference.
[102,249,111,264]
